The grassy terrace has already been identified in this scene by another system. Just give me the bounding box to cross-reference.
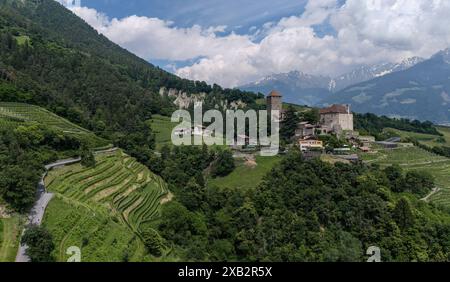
[0,216,22,262]
[0,102,108,147]
[360,147,450,208]
[384,126,450,147]
[43,150,171,261]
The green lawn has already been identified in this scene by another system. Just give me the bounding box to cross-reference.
[360,147,450,208]
[208,155,281,190]
[0,216,22,262]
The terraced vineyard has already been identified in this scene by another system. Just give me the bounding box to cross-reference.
[45,150,170,238]
[360,147,450,208]
[0,102,108,147]
[383,126,450,147]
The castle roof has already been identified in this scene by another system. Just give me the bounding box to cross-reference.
[319,104,349,115]
[268,90,282,97]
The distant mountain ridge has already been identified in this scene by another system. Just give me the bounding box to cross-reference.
[321,49,450,124]
[330,57,424,92]
[239,57,424,105]
[240,71,332,106]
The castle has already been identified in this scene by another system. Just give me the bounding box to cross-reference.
[319,104,354,133]
[266,90,354,135]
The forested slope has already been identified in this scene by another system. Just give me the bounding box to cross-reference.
[0,0,260,161]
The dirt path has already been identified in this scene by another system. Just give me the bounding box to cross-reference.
[422,187,441,202]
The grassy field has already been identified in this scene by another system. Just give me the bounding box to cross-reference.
[43,150,171,261]
[360,147,450,208]
[384,126,450,147]
[0,216,22,262]
[0,102,108,148]
[148,114,227,150]
[14,35,30,45]
[208,155,281,190]
[147,115,177,150]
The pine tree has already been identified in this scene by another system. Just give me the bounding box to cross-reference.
[80,144,96,168]
[393,198,414,230]
[280,105,300,142]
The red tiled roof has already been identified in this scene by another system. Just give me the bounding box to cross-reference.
[319,104,349,114]
[268,90,282,97]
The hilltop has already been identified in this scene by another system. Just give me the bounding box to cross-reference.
[0,0,261,163]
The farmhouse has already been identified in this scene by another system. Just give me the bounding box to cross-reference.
[295,122,316,138]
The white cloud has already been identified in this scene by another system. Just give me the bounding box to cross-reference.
[70,0,450,88]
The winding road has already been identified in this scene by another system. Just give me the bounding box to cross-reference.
[15,148,119,262]
[15,158,82,262]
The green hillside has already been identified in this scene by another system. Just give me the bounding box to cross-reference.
[0,216,21,262]
[0,0,261,165]
[208,156,281,190]
[360,147,450,208]
[43,149,172,261]
[43,196,150,262]
[0,102,108,147]
[384,126,450,147]
[148,115,177,150]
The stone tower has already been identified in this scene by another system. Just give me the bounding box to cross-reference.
[267,90,282,115]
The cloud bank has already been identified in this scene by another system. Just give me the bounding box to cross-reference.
[70,0,450,88]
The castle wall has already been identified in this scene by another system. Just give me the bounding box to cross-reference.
[338,113,354,131]
[320,113,354,132]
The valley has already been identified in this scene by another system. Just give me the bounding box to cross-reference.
[1,0,450,264]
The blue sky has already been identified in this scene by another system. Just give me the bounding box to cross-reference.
[67,0,450,87]
[81,0,308,35]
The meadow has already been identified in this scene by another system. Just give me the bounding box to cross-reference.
[208,155,281,190]
[147,114,177,150]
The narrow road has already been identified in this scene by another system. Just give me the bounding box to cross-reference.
[15,148,118,262]
[15,157,82,262]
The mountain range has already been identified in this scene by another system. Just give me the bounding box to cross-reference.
[240,57,424,102]
[239,54,450,124]
[325,49,450,125]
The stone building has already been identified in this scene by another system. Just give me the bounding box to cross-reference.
[267,90,283,120]
[319,104,354,134]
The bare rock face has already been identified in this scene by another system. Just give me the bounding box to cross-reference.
[159,87,247,110]
[159,87,206,109]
